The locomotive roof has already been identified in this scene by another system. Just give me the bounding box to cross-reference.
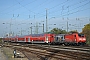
[58,34,66,35]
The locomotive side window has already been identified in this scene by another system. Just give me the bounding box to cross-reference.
[74,35,76,37]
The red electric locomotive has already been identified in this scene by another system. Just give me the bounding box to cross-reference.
[65,33,86,45]
[54,33,86,45]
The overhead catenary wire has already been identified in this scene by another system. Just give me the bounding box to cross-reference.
[36,0,70,18]
[0,0,90,21]
[50,0,86,18]
[63,1,90,16]
[48,0,89,17]
[19,0,90,21]
[0,0,24,14]
[1,0,90,36]
[62,0,90,16]
[0,0,37,16]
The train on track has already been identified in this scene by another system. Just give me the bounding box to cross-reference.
[3,33,86,46]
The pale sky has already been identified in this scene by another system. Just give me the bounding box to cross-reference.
[0,0,90,37]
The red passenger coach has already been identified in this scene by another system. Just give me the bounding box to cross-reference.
[17,36,25,42]
[10,33,55,43]
[25,33,55,43]
[10,37,16,42]
[3,37,9,42]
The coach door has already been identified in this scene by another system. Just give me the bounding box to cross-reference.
[28,37,30,42]
[45,36,48,43]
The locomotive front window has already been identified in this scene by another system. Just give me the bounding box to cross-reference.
[78,34,84,37]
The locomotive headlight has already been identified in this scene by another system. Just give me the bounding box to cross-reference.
[83,38,86,40]
[79,38,82,40]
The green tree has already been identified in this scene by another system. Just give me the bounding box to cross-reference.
[82,23,90,44]
[50,28,67,34]
[68,30,78,34]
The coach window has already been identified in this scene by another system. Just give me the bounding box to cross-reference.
[61,36,63,39]
[56,37,58,41]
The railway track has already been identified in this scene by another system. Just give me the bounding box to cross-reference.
[38,45,90,53]
[15,43,90,54]
[2,43,90,60]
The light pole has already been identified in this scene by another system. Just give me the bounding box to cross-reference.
[43,23,44,33]
[21,28,22,35]
[46,9,48,33]
[30,26,32,34]
[30,23,32,34]
[67,21,68,33]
